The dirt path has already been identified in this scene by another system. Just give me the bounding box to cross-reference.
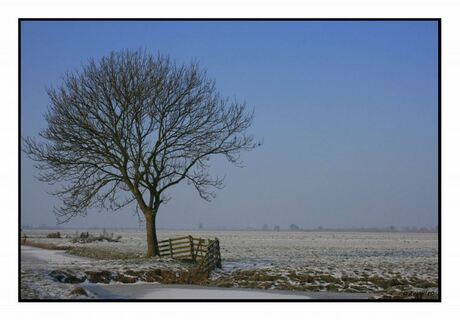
[21,245,92,265]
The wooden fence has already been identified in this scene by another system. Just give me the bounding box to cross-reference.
[158,235,221,274]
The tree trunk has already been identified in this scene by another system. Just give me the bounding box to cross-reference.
[145,212,160,257]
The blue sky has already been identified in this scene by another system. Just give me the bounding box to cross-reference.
[21,21,438,229]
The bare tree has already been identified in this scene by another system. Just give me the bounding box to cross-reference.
[23,50,258,257]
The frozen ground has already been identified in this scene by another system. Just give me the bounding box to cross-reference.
[20,229,438,299]
[84,283,368,300]
[20,244,188,299]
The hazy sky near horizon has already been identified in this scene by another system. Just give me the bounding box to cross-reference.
[21,21,438,229]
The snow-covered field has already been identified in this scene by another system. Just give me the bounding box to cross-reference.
[20,229,438,300]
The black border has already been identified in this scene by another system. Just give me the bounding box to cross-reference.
[18,18,441,303]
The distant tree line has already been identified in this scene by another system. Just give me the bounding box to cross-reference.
[21,224,438,233]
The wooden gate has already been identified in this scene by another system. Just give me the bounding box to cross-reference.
[158,235,222,274]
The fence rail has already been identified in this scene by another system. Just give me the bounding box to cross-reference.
[158,235,221,274]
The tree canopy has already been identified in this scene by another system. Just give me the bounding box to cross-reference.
[23,50,259,256]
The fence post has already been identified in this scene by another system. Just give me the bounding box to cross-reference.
[189,235,195,262]
[215,238,222,268]
[169,239,173,258]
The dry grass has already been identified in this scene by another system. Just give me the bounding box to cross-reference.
[66,247,139,260]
